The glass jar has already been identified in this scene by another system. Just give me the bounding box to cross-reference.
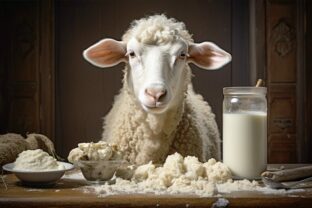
[223,87,267,179]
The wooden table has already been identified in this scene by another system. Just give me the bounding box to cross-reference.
[1,165,312,208]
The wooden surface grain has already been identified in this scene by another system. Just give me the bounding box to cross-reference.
[1,166,312,208]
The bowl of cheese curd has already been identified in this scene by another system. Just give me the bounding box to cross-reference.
[3,149,74,187]
[68,141,127,182]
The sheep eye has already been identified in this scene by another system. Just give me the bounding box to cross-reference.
[179,52,187,59]
[128,51,136,58]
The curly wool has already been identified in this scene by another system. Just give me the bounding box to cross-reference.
[122,14,193,45]
[102,15,220,164]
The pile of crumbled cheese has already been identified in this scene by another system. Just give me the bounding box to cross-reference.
[67,141,122,163]
[13,149,64,171]
[85,152,232,197]
[64,152,304,197]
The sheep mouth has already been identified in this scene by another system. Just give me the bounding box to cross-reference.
[142,103,167,113]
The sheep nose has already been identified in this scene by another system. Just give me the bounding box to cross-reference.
[145,86,167,102]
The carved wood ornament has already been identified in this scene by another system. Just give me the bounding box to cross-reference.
[271,19,296,57]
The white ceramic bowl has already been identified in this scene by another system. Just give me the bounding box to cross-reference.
[3,162,74,186]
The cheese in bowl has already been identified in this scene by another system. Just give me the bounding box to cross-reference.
[13,149,64,171]
[3,149,73,186]
[68,141,127,182]
[68,141,123,162]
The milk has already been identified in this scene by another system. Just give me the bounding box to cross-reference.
[223,112,267,179]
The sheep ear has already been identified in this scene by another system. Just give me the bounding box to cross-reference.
[187,42,231,70]
[83,38,127,68]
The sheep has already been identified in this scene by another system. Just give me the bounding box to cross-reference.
[83,15,231,165]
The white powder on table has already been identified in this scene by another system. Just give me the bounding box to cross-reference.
[217,179,305,195]
[13,149,64,171]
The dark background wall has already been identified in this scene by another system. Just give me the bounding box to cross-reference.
[0,0,311,163]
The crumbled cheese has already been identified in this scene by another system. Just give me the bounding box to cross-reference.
[132,161,156,181]
[62,153,305,197]
[67,141,122,163]
[13,149,64,171]
[85,152,231,197]
[203,159,232,183]
[183,156,205,180]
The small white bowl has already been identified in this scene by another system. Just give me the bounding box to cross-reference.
[3,162,74,187]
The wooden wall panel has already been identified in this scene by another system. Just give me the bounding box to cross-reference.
[38,0,55,142]
[8,98,38,133]
[267,1,297,83]
[0,0,55,141]
[0,4,7,132]
[266,0,298,163]
[268,85,297,163]
[304,0,312,162]
[269,85,296,134]
[6,1,40,134]
[268,134,297,163]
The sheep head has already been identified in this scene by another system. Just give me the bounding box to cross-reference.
[83,15,231,114]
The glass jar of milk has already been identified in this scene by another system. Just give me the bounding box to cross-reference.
[223,87,267,179]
